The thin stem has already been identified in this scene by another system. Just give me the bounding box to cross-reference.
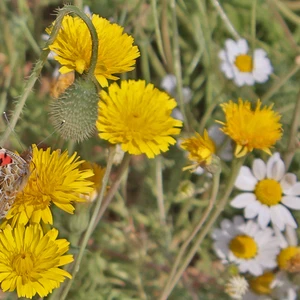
[0,53,18,116]
[161,0,173,72]
[210,0,240,40]
[59,146,116,300]
[156,156,166,226]
[250,0,257,54]
[160,157,245,300]
[93,153,131,230]
[171,0,190,131]
[283,90,300,170]
[151,0,167,64]
[161,170,220,298]
[261,64,300,103]
[0,5,97,145]
[267,0,300,51]
[272,0,300,25]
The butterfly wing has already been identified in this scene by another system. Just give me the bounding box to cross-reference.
[0,148,31,218]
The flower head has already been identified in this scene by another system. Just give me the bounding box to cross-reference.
[6,146,93,225]
[231,153,300,231]
[219,39,273,86]
[97,80,183,158]
[181,130,217,172]
[248,272,274,296]
[0,224,73,299]
[79,161,106,202]
[212,216,280,276]
[217,99,282,157]
[225,275,249,299]
[46,14,140,87]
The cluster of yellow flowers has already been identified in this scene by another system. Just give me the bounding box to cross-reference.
[1,5,287,300]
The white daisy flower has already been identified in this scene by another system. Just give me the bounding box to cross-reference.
[243,272,274,300]
[212,216,280,276]
[219,39,273,86]
[161,74,192,104]
[231,153,300,231]
[271,271,298,300]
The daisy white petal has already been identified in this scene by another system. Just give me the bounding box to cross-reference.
[244,200,261,218]
[231,193,257,208]
[266,153,285,180]
[252,159,267,180]
[281,196,300,209]
[277,205,297,228]
[270,206,285,231]
[283,182,300,196]
[281,173,297,191]
[257,204,271,229]
[236,39,249,53]
[235,166,257,191]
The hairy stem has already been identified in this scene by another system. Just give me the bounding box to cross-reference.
[160,157,245,299]
[59,146,116,300]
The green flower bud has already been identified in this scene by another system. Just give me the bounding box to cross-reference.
[50,77,99,142]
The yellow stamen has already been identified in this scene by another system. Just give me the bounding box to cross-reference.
[249,272,274,295]
[229,235,257,259]
[277,246,300,271]
[235,54,253,72]
[255,179,282,206]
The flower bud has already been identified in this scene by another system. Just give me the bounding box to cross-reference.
[50,77,99,142]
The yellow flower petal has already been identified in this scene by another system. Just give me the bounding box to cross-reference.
[217,99,282,157]
[97,80,183,158]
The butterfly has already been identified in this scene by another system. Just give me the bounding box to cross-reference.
[0,147,32,218]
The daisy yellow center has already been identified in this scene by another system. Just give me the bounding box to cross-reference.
[249,272,274,295]
[255,179,282,206]
[277,246,300,270]
[229,235,257,259]
[13,252,34,275]
[235,54,253,72]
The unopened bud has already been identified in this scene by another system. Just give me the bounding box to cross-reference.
[50,77,99,142]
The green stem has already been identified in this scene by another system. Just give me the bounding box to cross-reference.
[171,0,190,131]
[161,0,173,72]
[210,0,240,40]
[161,170,221,298]
[0,5,98,145]
[160,157,245,300]
[272,0,300,25]
[250,0,257,54]
[0,53,18,116]
[59,146,116,300]
[156,156,166,225]
[151,0,167,64]
[283,90,300,170]
[92,153,131,230]
[261,64,300,103]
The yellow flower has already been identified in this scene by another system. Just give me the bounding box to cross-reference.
[249,272,274,295]
[0,224,73,299]
[79,161,106,202]
[46,15,140,87]
[217,99,282,157]
[181,130,216,171]
[6,146,93,226]
[277,246,300,272]
[97,80,183,158]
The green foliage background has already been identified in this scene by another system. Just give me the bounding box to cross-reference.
[0,0,300,299]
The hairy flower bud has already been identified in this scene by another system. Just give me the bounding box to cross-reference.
[50,77,99,142]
